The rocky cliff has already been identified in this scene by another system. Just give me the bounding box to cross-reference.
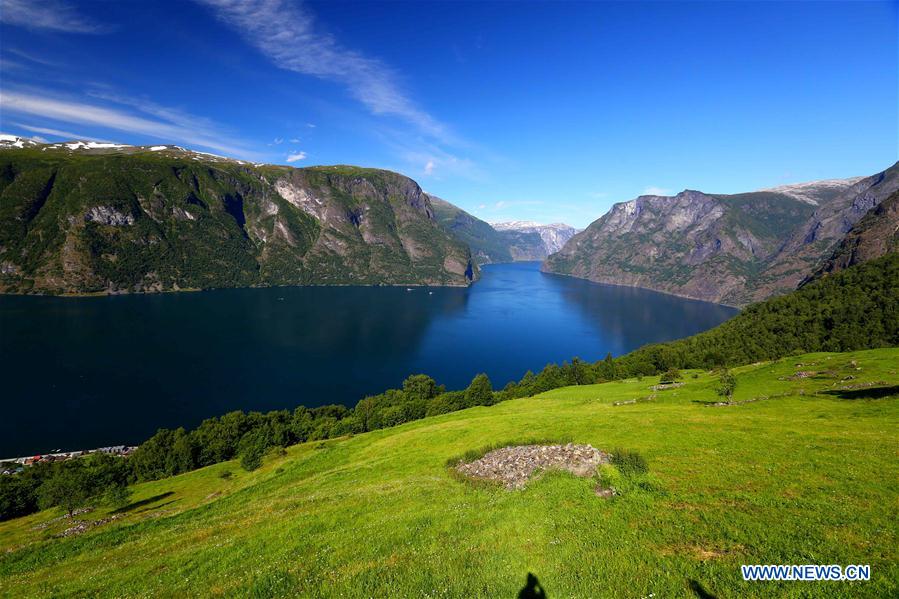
[544,163,899,306]
[0,139,476,294]
[809,188,899,279]
[492,221,579,260]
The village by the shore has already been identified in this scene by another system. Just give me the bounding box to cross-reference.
[0,445,136,474]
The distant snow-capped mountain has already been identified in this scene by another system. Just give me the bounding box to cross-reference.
[491,221,579,255]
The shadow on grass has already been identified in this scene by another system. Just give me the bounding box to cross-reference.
[822,385,899,400]
[112,491,174,514]
[518,573,547,598]
[689,579,718,599]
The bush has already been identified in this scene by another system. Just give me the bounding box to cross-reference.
[610,449,648,476]
[716,369,737,399]
[464,373,494,407]
[659,368,681,384]
[597,463,623,494]
[238,430,268,471]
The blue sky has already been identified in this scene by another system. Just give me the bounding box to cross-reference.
[0,0,896,228]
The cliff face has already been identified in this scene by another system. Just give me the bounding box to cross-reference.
[745,164,899,301]
[543,189,816,305]
[809,189,899,279]
[0,142,476,294]
[543,163,899,306]
[492,222,579,260]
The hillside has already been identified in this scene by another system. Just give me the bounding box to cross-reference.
[809,189,899,278]
[428,194,514,264]
[544,164,899,305]
[0,140,476,294]
[1,348,896,597]
[613,252,899,374]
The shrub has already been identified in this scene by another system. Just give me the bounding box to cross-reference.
[238,430,268,471]
[716,369,737,399]
[610,449,648,476]
[659,368,681,384]
[597,463,623,494]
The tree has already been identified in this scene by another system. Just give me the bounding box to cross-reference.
[659,368,681,384]
[716,369,737,401]
[464,373,494,407]
[597,352,617,381]
[238,429,268,471]
[37,463,97,517]
[402,374,440,402]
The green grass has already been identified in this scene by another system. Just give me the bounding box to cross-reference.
[2,348,898,597]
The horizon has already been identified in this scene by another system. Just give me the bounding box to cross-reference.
[1,0,896,228]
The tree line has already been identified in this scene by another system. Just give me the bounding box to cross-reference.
[2,253,896,521]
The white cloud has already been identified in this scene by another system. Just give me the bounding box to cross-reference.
[424,160,435,176]
[0,88,254,158]
[195,0,450,141]
[13,123,112,142]
[289,137,301,143]
[642,186,671,196]
[272,137,284,145]
[0,0,109,33]
[286,151,307,162]
[306,123,316,128]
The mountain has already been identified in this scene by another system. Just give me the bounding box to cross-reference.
[809,188,899,278]
[0,137,476,294]
[746,163,899,301]
[491,221,579,260]
[544,163,899,306]
[428,197,578,264]
[427,194,514,264]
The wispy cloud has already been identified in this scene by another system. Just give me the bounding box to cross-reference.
[0,0,110,34]
[423,159,435,176]
[195,0,450,141]
[3,48,62,68]
[13,122,112,142]
[0,88,255,158]
[642,186,671,196]
[286,151,307,162]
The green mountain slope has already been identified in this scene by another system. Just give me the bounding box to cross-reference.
[615,252,899,373]
[1,348,897,597]
[427,194,514,264]
[0,144,476,294]
[544,164,899,306]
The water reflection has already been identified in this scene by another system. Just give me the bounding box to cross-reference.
[0,263,736,455]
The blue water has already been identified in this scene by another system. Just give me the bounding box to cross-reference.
[0,262,737,456]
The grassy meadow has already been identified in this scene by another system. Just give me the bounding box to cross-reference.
[1,348,897,598]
